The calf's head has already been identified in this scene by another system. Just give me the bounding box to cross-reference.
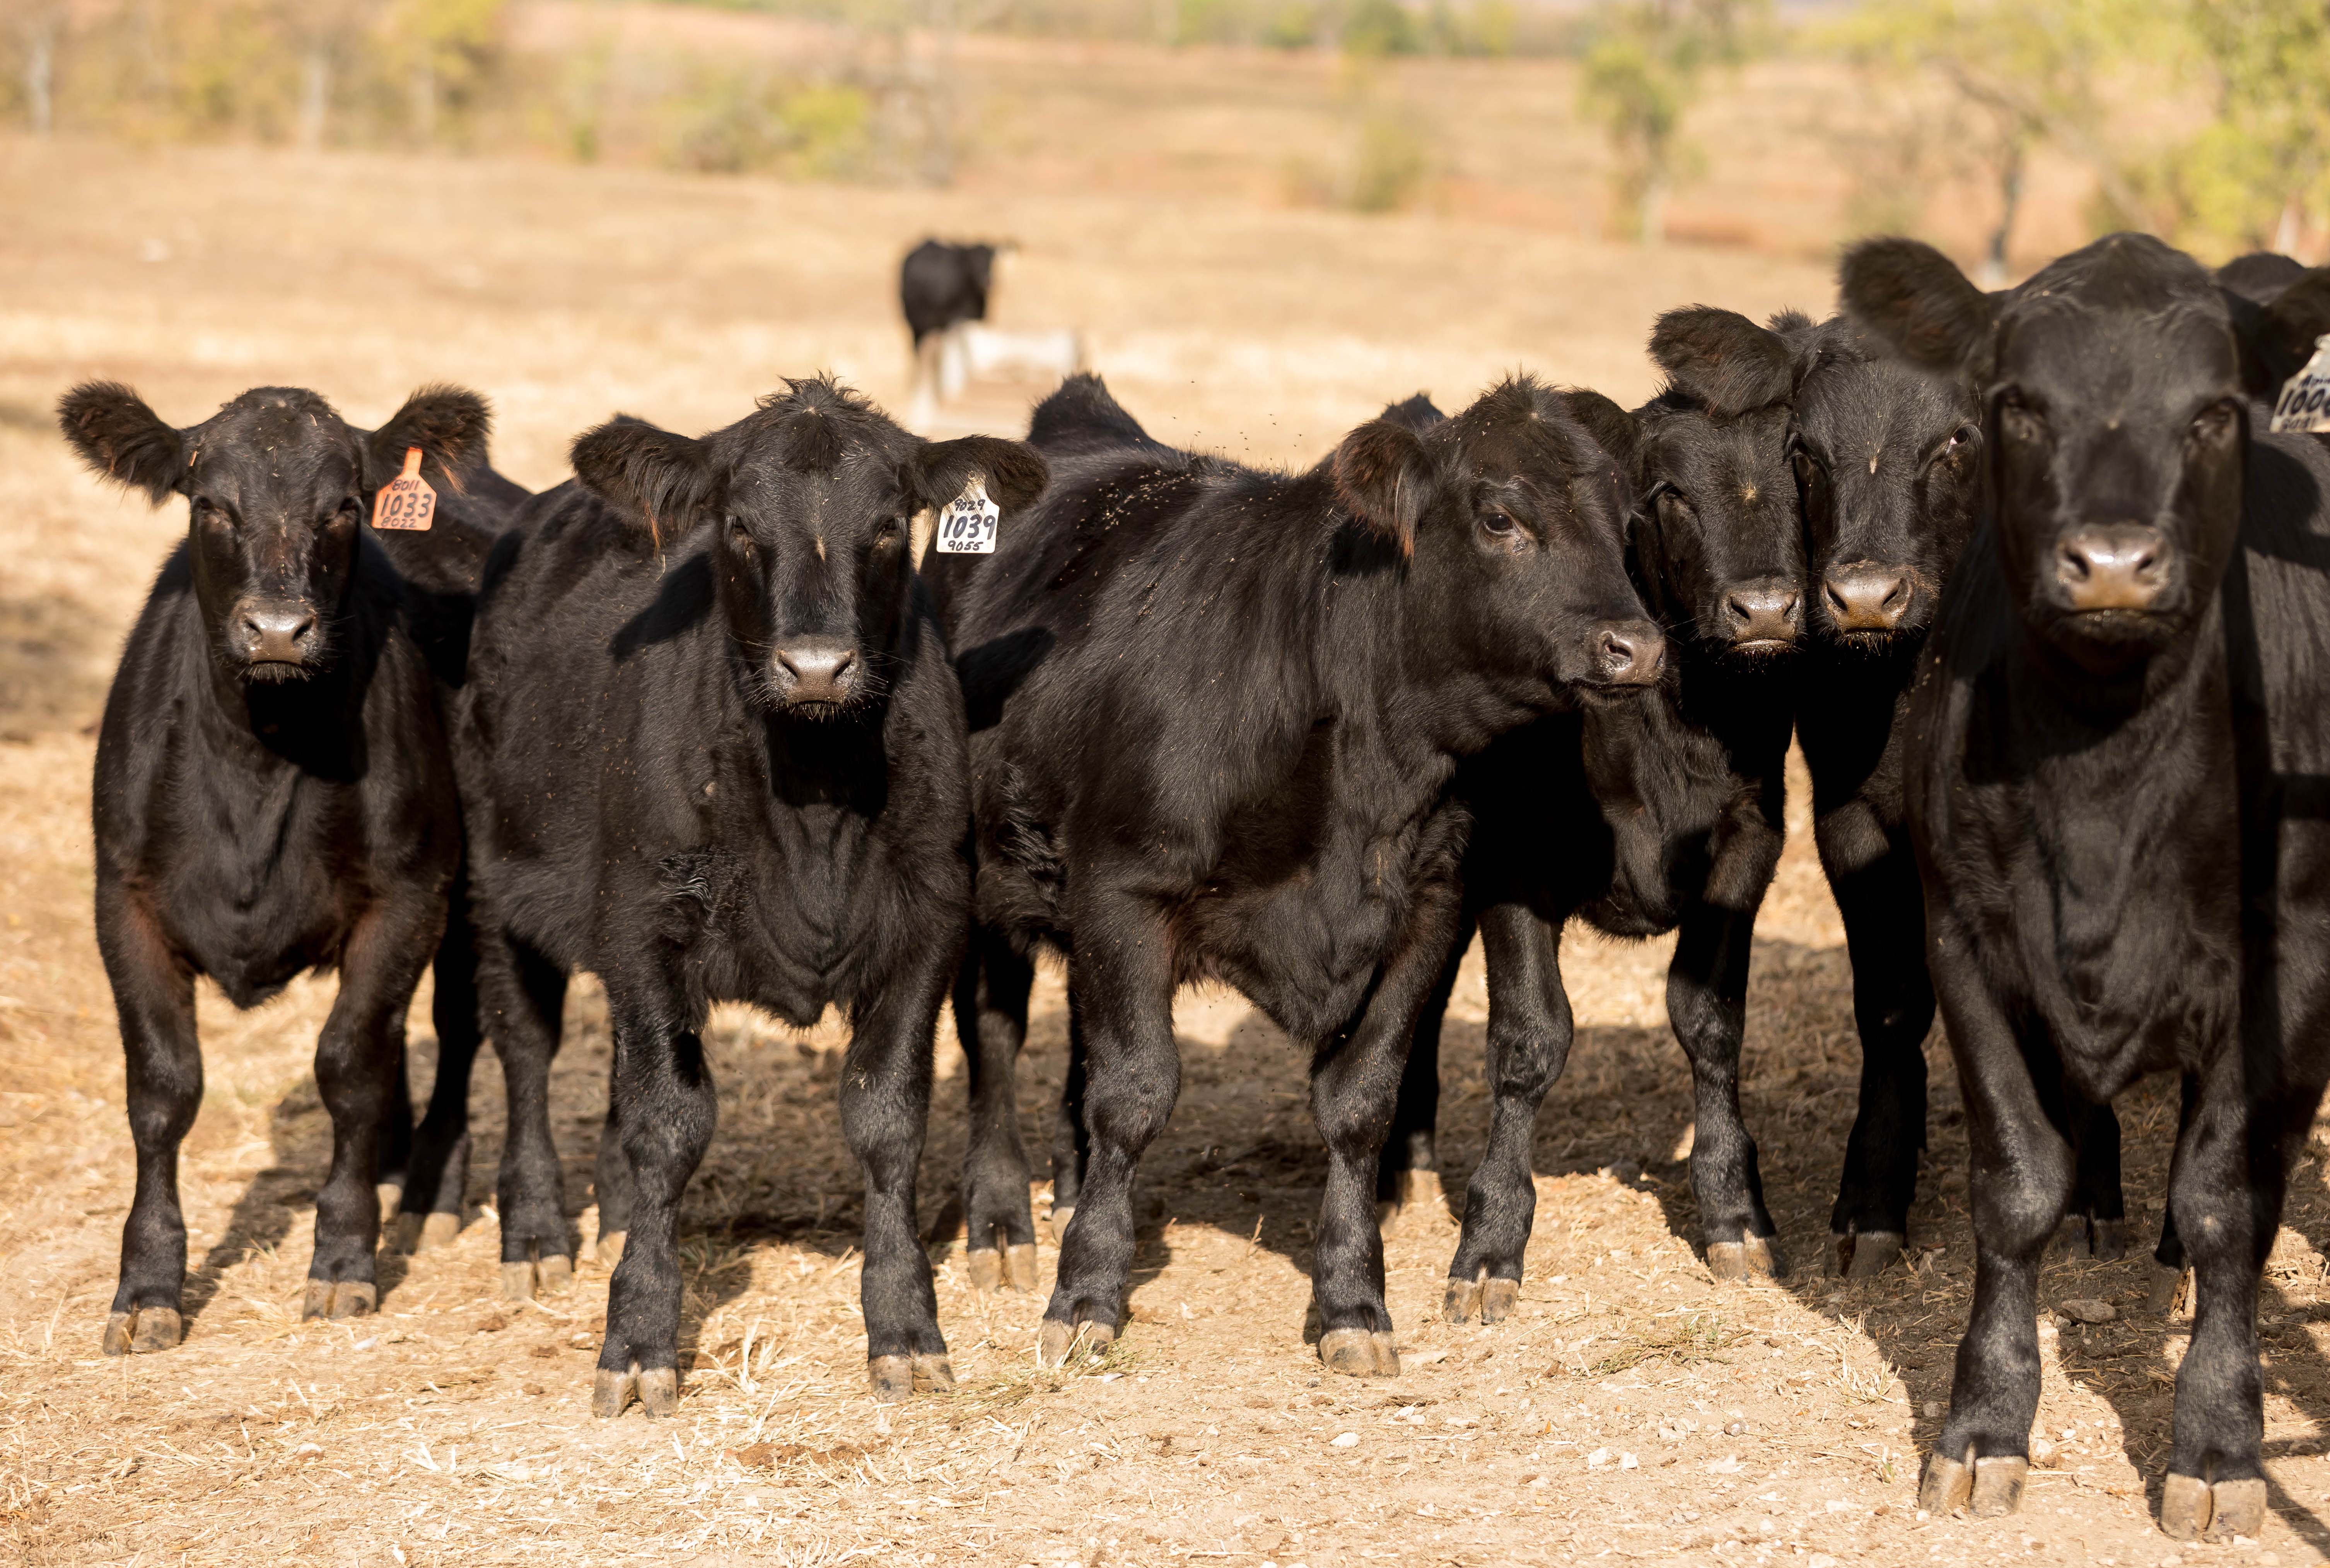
[59,382,488,682]
[1842,233,2330,675]
[1789,321,1981,647]
[572,377,1046,715]
[1331,376,1661,717]
[1630,308,1814,659]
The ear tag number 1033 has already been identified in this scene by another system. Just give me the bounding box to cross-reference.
[934,475,1000,554]
[2272,334,2330,435]
[372,446,438,531]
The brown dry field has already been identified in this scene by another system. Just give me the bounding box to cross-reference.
[3,130,2330,1568]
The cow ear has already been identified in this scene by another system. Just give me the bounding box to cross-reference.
[1378,392,1446,434]
[368,384,492,495]
[58,381,186,503]
[570,417,711,545]
[1840,237,2000,376]
[1332,418,1435,553]
[2244,267,2330,398]
[910,435,1049,516]
[1649,307,1799,417]
[1558,388,1640,467]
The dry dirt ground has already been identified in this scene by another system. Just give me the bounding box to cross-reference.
[4,133,2330,1568]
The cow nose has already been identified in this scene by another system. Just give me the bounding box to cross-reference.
[1593,619,1665,687]
[1721,578,1801,646]
[1822,563,1912,632]
[773,645,857,705]
[238,604,315,664]
[2056,526,2168,612]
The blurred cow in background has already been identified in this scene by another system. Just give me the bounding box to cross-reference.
[901,237,1084,428]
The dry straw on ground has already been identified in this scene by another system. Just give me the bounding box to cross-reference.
[3,131,2329,1566]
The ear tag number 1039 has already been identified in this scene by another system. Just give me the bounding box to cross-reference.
[372,445,438,531]
[934,475,1000,554]
[2272,334,2330,435]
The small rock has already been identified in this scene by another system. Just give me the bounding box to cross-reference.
[1924,1401,1944,1418]
[1329,1432,1359,1448]
[1706,1454,1743,1474]
[2058,1298,2118,1324]
[1810,1556,1838,1568]
[1587,1447,1612,1469]
[1619,1452,1639,1470]
[2030,1436,2060,1470]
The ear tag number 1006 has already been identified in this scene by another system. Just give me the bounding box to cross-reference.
[372,445,438,531]
[2272,334,2330,435]
[934,475,1000,554]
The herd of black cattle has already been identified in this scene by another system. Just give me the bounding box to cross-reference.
[54,229,2330,1542]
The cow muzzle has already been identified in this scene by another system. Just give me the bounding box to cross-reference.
[1821,561,1913,634]
[1720,577,1801,652]
[771,642,859,709]
[232,599,319,678]
[1591,619,1665,689]
[2054,525,2169,615]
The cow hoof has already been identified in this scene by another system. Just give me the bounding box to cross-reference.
[2052,1215,2091,1256]
[302,1280,375,1321]
[1707,1235,1785,1282]
[2160,1472,2212,1540]
[1919,1447,1973,1514]
[1005,1243,1040,1292]
[913,1352,956,1394]
[500,1261,538,1302]
[636,1368,679,1418]
[2089,1218,2130,1263]
[1379,1169,1445,1233]
[2147,1264,2193,1319]
[968,1248,1002,1292]
[1046,1207,1074,1246]
[1036,1318,1115,1368]
[102,1307,182,1356]
[1970,1455,2028,1517]
[594,1230,626,1270]
[536,1253,575,1296]
[592,1366,636,1419]
[1318,1327,1400,1378]
[869,1355,914,1402]
[2204,1477,2266,1541]
[1479,1277,1519,1324]
[394,1213,425,1254]
[375,1183,404,1223]
[1444,1275,1481,1325]
[1842,1231,1904,1280]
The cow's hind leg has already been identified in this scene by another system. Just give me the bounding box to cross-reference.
[957,929,1040,1292]
[1445,904,1572,1324]
[98,887,201,1355]
[398,878,483,1255]
[481,926,571,1300]
[1049,991,1092,1244]
[1377,916,1467,1230]
[1824,841,1932,1278]
[852,940,957,1400]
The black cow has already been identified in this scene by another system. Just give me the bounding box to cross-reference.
[1789,319,1983,1274]
[62,382,497,1353]
[1379,311,1811,1297]
[455,377,1045,1415]
[900,239,999,349]
[927,372,1660,1376]
[1843,232,2330,1539]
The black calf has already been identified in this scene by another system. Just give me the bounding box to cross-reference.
[1845,232,2330,1539]
[456,377,1045,1414]
[930,372,1657,1377]
[64,382,494,1353]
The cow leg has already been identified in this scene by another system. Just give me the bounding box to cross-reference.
[1311,874,1467,1376]
[396,881,483,1256]
[1918,971,2070,1521]
[2059,1097,2129,1262]
[98,888,201,1356]
[1445,904,1572,1324]
[850,942,956,1401]
[1824,842,1932,1278]
[2156,1060,2279,1542]
[592,974,716,1420]
[2150,1072,2201,1316]
[482,928,571,1300]
[1670,902,1784,1279]
[376,1027,414,1220]
[957,929,1040,1291]
[1376,915,1468,1229]
[1049,988,1092,1243]
[304,899,440,1323]
[1037,906,1176,1367]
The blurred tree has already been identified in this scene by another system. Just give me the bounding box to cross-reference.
[1832,0,2174,283]
[1579,0,1766,247]
[13,2,66,135]
[384,0,507,145]
[2151,0,2330,258]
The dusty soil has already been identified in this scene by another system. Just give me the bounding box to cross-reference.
[2,133,2328,1567]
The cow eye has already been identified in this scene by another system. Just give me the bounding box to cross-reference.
[1654,487,1694,521]
[2190,401,2238,442]
[1478,509,1516,537]
[874,518,904,549]
[727,518,754,553]
[1947,423,1978,450]
[1997,391,2046,442]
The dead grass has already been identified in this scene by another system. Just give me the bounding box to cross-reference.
[2,130,2329,1568]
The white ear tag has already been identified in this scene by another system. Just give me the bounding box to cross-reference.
[2271,334,2330,434]
[934,474,1000,554]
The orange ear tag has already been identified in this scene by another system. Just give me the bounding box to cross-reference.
[372,446,437,531]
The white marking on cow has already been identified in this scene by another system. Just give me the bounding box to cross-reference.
[814,536,826,561]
